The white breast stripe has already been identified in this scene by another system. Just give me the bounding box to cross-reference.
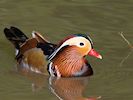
[48,62,55,77]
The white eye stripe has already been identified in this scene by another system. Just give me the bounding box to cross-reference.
[48,36,91,60]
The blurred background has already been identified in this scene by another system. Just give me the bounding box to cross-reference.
[0,0,133,100]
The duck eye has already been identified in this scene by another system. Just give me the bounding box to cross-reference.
[79,42,84,46]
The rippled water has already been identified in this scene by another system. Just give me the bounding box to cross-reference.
[0,0,133,100]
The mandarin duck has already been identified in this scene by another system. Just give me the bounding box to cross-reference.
[47,34,102,77]
[4,26,56,74]
[4,26,102,77]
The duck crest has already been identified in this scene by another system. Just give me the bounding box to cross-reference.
[57,34,93,47]
[47,34,92,61]
[75,33,93,47]
[57,35,75,47]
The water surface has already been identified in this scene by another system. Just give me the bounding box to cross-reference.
[0,0,133,100]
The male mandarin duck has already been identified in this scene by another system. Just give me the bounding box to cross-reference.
[4,26,56,74]
[47,34,102,77]
[4,26,102,77]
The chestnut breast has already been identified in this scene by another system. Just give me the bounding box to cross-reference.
[52,46,85,77]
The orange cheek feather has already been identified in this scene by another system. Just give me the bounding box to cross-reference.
[78,46,90,56]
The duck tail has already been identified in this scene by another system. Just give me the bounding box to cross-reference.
[4,26,28,49]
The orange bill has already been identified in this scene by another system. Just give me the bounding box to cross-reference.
[88,49,102,59]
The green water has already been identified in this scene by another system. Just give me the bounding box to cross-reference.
[0,0,133,100]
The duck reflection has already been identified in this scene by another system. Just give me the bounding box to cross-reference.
[49,76,101,100]
[17,66,101,99]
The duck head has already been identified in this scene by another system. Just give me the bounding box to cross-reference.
[48,34,102,61]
